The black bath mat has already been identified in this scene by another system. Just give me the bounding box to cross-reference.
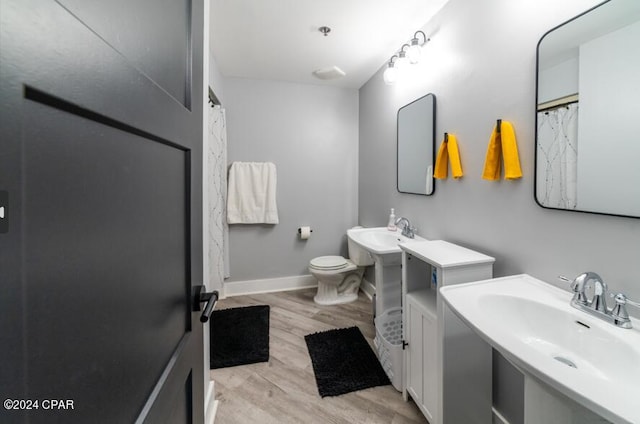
[304,326,390,397]
[210,305,270,369]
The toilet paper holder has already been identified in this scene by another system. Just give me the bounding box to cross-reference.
[297,227,313,235]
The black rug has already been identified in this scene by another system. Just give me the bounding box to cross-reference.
[210,305,270,369]
[304,326,390,397]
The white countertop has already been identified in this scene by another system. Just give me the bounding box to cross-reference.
[399,239,495,268]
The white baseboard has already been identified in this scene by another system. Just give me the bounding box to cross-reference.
[360,278,375,300]
[223,274,317,297]
[205,380,218,424]
[492,407,510,424]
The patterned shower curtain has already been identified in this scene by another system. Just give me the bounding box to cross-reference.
[207,104,230,289]
[536,103,579,209]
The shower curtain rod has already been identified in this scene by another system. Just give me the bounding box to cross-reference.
[537,93,578,112]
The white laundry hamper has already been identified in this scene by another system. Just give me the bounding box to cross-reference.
[373,307,403,391]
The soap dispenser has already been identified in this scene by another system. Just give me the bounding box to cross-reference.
[387,208,397,231]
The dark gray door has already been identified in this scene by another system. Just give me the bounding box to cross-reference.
[0,0,205,422]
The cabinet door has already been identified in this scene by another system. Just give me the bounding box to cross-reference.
[422,309,438,423]
[407,301,424,404]
[406,300,438,423]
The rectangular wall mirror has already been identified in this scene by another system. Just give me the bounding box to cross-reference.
[397,93,436,195]
[535,0,640,218]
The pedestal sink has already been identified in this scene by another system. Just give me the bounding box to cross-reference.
[440,274,640,424]
[347,227,425,314]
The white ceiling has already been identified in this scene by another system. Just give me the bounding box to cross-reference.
[209,0,449,89]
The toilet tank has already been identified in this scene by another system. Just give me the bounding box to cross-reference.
[348,235,375,266]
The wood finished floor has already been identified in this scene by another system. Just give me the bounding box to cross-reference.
[211,289,428,424]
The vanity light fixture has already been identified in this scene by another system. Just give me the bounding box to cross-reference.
[395,44,410,70]
[383,30,431,85]
[407,31,429,64]
[383,55,399,85]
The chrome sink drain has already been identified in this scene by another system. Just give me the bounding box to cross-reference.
[554,356,577,368]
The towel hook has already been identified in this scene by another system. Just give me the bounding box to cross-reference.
[444,132,449,143]
[496,119,502,134]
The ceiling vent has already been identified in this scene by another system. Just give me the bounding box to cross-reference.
[312,66,346,80]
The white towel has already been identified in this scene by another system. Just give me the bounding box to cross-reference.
[227,162,279,224]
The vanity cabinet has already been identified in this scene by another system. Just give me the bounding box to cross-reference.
[400,240,494,424]
[405,290,438,423]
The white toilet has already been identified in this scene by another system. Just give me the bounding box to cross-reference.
[309,231,373,305]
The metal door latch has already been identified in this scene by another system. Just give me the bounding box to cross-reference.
[193,285,219,323]
[0,191,8,233]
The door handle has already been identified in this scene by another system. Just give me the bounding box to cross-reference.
[192,285,219,323]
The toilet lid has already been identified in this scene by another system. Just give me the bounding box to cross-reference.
[309,255,348,270]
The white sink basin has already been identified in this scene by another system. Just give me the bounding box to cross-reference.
[347,227,426,316]
[347,227,424,256]
[440,274,640,424]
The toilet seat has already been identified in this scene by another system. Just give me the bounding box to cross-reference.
[309,255,349,270]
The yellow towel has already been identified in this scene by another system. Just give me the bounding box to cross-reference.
[434,134,464,179]
[482,121,522,180]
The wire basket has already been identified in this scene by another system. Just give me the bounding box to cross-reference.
[374,307,403,391]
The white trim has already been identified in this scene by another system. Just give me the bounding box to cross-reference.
[202,0,211,293]
[205,380,218,424]
[360,278,375,300]
[223,274,317,297]
[201,4,214,420]
[492,407,510,424]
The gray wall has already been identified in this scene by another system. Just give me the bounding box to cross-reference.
[359,0,639,302]
[208,50,225,103]
[538,56,578,103]
[224,78,359,282]
[577,20,640,216]
[358,0,640,422]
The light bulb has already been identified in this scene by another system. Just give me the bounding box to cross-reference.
[396,50,409,70]
[383,65,398,85]
[407,40,422,64]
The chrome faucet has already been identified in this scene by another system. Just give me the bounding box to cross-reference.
[569,272,607,312]
[394,217,416,238]
[560,272,639,329]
